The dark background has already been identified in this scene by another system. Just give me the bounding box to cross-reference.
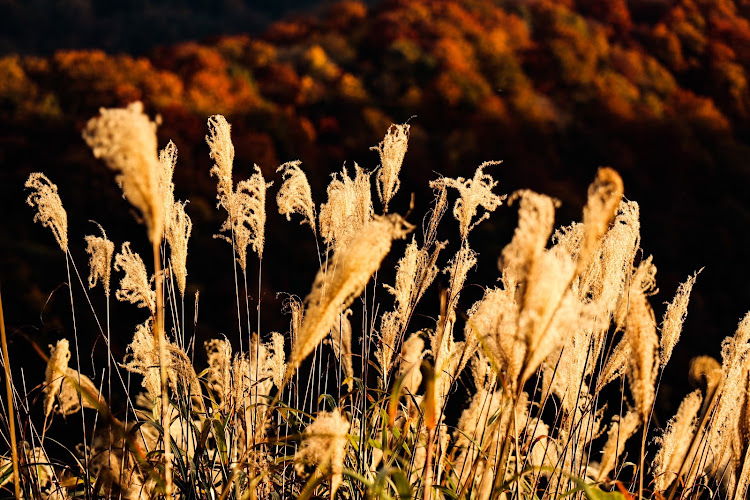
[2,0,750,425]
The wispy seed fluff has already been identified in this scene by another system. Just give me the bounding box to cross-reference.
[500,190,557,286]
[206,115,235,201]
[205,338,232,406]
[625,286,659,420]
[429,161,505,241]
[85,223,115,297]
[379,237,442,377]
[276,160,316,234]
[372,123,409,212]
[596,411,641,481]
[159,141,192,297]
[207,115,272,269]
[660,271,700,369]
[114,242,155,314]
[579,167,624,271]
[158,140,177,228]
[294,409,349,496]
[653,389,703,491]
[168,201,192,297]
[83,102,163,244]
[124,319,202,407]
[25,173,68,252]
[289,215,412,373]
[217,164,272,270]
[319,163,373,250]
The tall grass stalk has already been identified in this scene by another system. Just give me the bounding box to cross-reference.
[0,287,20,499]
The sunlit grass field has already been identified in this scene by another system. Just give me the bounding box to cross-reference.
[3,101,748,500]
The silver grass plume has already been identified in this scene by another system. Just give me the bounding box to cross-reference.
[167,201,192,297]
[328,309,354,390]
[289,214,412,374]
[114,242,155,314]
[653,389,703,491]
[160,141,192,296]
[500,190,557,288]
[294,409,349,496]
[660,271,700,369]
[83,102,164,244]
[84,223,115,297]
[207,115,272,269]
[319,163,374,250]
[124,319,202,408]
[372,123,409,212]
[25,173,68,252]
[429,161,504,241]
[276,160,316,234]
[379,237,443,377]
[595,411,641,481]
[205,338,232,406]
[625,286,659,420]
[578,167,624,272]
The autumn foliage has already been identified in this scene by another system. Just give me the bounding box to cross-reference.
[4,0,750,405]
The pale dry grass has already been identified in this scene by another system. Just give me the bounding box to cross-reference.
[13,102,750,500]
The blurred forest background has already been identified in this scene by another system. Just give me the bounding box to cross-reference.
[3,0,750,417]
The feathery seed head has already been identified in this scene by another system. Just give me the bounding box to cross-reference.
[205,338,232,405]
[44,339,71,419]
[445,244,477,314]
[372,123,410,212]
[84,223,114,297]
[591,201,641,320]
[294,409,349,496]
[114,242,155,313]
[207,114,235,201]
[580,167,624,271]
[689,355,722,394]
[625,287,659,419]
[429,161,505,241]
[518,247,577,383]
[653,389,703,491]
[399,332,425,396]
[319,163,374,250]
[158,140,177,225]
[660,271,700,369]
[25,172,68,252]
[83,102,164,243]
[216,164,272,269]
[276,160,316,234]
[596,411,640,481]
[167,200,192,296]
[328,309,354,390]
[289,214,413,373]
[500,190,557,285]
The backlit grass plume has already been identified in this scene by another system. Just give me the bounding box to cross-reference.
[208,114,271,269]
[83,102,163,244]
[288,214,412,373]
[114,242,155,313]
[430,161,504,241]
[84,223,114,297]
[20,108,750,500]
[372,123,409,212]
[25,172,68,252]
[319,163,374,250]
[277,160,316,235]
